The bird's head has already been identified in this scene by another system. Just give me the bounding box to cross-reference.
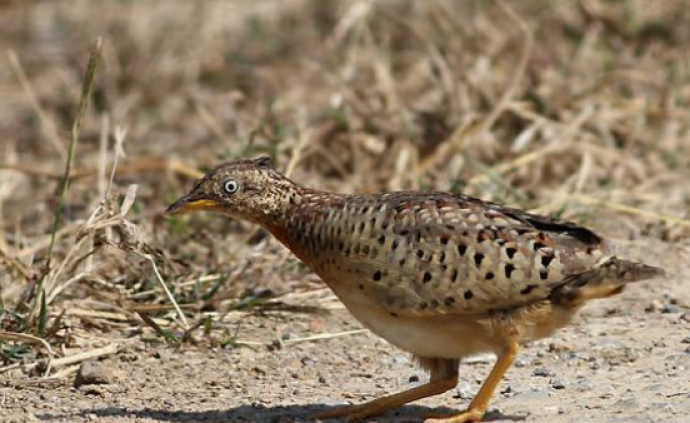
[166,156,298,224]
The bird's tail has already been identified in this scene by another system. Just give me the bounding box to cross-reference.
[550,257,665,305]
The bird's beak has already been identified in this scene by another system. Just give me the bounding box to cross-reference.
[166,195,219,215]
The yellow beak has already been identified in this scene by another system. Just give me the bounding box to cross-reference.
[166,197,219,215]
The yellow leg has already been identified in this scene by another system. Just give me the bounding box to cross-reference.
[424,342,519,423]
[313,366,458,421]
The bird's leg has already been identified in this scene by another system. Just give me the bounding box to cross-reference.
[313,360,459,422]
[424,341,518,423]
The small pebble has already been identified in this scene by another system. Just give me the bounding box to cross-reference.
[408,375,420,383]
[661,304,680,314]
[533,367,554,377]
[514,358,529,368]
[645,300,662,313]
[153,349,173,362]
[551,379,566,390]
[455,382,477,400]
[74,361,116,388]
[549,341,572,353]
[681,312,690,323]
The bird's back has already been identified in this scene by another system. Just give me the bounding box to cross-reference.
[277,190,612,316]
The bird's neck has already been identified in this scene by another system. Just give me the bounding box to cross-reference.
[262,187,349,264]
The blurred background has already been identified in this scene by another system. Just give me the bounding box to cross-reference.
[1,0,689,370]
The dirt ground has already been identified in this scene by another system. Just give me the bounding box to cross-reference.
[2,1,690,423]
[2,236,688,423]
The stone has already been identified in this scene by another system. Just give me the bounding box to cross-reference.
[533,366,554,377]
[74,361,117,388]
[551,378,566,390]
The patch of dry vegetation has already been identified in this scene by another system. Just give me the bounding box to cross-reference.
[0,0,689,378]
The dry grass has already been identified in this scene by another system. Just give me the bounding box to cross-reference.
[1,0,689,377]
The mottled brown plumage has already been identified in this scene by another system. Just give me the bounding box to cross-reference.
[167,157,664,423]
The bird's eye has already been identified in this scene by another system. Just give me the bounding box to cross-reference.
[223,179,239,194]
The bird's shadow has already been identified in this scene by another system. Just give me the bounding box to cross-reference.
[36,403,526,422]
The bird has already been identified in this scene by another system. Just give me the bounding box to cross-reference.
[166,156,664,423]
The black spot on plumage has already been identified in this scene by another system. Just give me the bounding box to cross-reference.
[392,239,399,250]
[440,237,449,245]
[533,242,547,250]
[541,255,554,268]
[457,244,467,256]
[506,247,517,259]
[419,302,428,311]
[417,249,424,259]
[451,269,458,282]
[540,269,549,280]
[505,263,516,279]
[464,290,474,300]
[373,271,382,281]
[485,272,495,280]
[520,284,537,295]
[378,235,386,245]
[439,252,446,263]
[478,230,494,243]
[474,253,484,268]
[444,296,456,306]
[423,272,432,283]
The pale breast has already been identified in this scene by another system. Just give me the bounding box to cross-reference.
[324,273,500,358]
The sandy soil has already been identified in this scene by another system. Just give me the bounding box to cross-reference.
[1,238,688,423]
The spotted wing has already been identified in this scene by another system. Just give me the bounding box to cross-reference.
[328,192,610,316]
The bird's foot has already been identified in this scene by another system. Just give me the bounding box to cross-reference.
[423,407,485,423]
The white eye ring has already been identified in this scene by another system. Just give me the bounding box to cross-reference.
[223,179,239,194]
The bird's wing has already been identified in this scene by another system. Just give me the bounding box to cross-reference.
[334,192,611,316]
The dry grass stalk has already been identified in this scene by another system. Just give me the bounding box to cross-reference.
[29,38,103,327]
